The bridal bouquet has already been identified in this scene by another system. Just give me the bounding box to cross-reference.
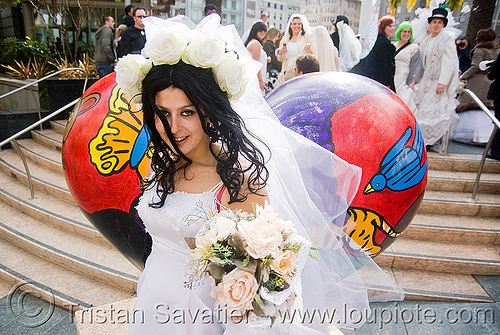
[188,201,317,323]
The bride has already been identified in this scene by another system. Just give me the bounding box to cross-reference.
[116,14,403,334]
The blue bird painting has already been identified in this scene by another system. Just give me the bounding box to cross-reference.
[364,124,427,194]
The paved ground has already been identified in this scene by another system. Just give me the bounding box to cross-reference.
[1,140,497,335]
[341,275,500,335]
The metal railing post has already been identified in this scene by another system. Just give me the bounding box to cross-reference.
[456,88,500,200]
[10,139,35,199]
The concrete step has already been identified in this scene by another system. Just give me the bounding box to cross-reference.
[427,152,500,173]
[421,190,500,217]
[427,169,500,194]
[31,128,62,151]
[0,170,103,243]
[0,201,140,292]
[376,237,500,276]
[0,236,134,311]
[16,137,63,173]
[383,268,493,302]
[405,213,500,245]
[50,119,67,135]
[0,148,74,204]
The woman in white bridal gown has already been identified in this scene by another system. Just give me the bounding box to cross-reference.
[393,21,420,112]
[117,14,403,335]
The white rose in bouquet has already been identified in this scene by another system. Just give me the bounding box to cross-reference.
[210,216,237,241]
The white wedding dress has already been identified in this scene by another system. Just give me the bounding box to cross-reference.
[128,183,226,334]
[128,182,345,335]
[394,43,419,111]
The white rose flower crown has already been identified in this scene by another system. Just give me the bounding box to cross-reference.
[115,15,250,102]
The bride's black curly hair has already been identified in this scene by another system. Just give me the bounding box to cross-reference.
[141,61,269,208]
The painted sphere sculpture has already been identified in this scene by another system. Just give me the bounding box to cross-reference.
[266,72,427,256]
[62,71,427,269]
[62,73,151,270]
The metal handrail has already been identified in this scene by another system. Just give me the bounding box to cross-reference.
[0,68,89,198]
[0,97,81,148]
[457,88,500,200]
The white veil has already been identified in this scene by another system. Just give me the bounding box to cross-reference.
[337,21,362,71]
[284,13,311,36]
[311,25,339,72]
[142,14,404,332]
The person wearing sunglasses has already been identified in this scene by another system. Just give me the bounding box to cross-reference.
[117,7,147,58]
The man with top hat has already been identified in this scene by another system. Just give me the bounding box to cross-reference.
[413,7,459,153]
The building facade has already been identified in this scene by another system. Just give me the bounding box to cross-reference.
[301,0,361,34]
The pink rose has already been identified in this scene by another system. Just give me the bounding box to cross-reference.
[238,218,283,258]
[211,268,258,315]
[271,250,297,276]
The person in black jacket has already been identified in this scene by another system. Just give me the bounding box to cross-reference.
[487,52,500,160]
[350,15,396,91]
[123,5,135,27]
[117,7,147,58]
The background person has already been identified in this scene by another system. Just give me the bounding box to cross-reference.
[413,7,459,153]
[95,15,115,78]
[393,21,420,111]
[331,15,361,71]
[245,21,269,92]
[305,25,339,72]
[459,29,500,106]
[295,54,320,75]
[263,27,282,92]
[117,8,147,58]
[113,24,127,60]
[275,14,312,83]
[350,15,396,91]
[123,4,134,27]
[456,36,472,75]
[204,3,217,16]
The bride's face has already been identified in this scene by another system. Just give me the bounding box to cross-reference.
[154,87,211,161]
[290,18,302,35]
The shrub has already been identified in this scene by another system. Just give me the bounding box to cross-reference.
[0,36,51,68]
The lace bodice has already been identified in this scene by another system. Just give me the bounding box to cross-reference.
[136,183,222,254]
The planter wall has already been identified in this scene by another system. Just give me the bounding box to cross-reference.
[38,78,98,118]
[0,77,39,111]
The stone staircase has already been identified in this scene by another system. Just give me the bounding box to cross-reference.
[375,152,500,302]
[0,120,140,315]
[0,121,498,318]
